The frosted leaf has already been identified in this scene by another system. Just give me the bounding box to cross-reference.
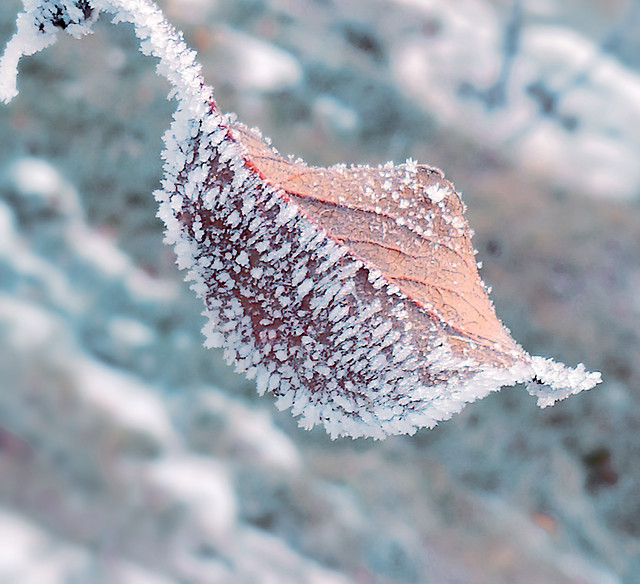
[1,0,601,439]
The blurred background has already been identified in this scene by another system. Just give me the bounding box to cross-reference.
[0,0,639,582]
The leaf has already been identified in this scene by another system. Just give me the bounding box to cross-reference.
[162,114,600,438]
[1,0,601,439]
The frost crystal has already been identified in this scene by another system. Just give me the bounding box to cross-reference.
[0,0,601,439]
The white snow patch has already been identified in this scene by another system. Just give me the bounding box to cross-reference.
[107,316,156,348]
[148,456,237,540]
[75,358,177,446]
[199,390,302,471]
[219,28,302,92]
[7,157,82,219]
[0,508,86,584]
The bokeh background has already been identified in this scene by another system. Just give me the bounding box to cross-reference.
[1,0,639,582]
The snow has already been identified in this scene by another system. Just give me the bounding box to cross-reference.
[71,225,134,276]
[75,357,177,443]
[7,157,81,216]
[0,510,87,584]
[216,28,302,93]
[197,389,302,471]
[312,94,359,136]
[148,456,237,537]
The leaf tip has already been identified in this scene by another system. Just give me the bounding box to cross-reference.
[526,356,602,408]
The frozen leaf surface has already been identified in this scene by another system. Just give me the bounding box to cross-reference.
[232,125,521,364]
[0,0,601,438]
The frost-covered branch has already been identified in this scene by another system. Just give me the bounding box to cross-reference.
[0,0,601,438]
[1,0,210,108]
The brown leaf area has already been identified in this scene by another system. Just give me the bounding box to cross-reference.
[231,123,526,366]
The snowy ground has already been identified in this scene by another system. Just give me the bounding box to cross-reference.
[0,0,639,582]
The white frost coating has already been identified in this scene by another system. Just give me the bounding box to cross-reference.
[527,357,602,407]
[0,9,81,102]
[425,183,449,204]
[0,0,602,440]
[295,277,314,300]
